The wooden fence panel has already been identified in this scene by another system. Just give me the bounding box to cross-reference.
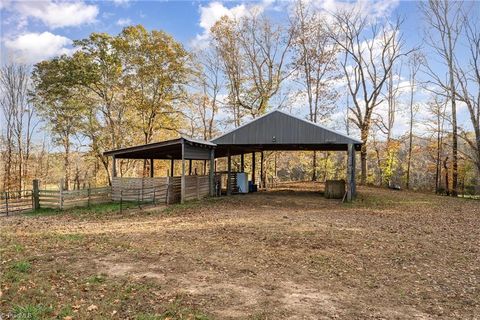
[184,175,210,201]
[38,187,111,210]
[0,190,33,215]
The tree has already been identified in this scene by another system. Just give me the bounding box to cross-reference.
[291,0,340,181]
[420,0,464,196]
[118,25,189,145]
[70,33,128,184]
[31,57,87,190]
[453,15,480,183]
[425,96,448,193]
[330,11,412,185]
[405,52,423,189]
[211,11,294,121]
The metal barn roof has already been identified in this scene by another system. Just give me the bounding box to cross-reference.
[103,136,215,160]
[211,109,361,157]
[103,110,362,160]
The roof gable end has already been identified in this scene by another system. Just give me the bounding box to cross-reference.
[211,109,361,145]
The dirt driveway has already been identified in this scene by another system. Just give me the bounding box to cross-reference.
[1,183,479,319]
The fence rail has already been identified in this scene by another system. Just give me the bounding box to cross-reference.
[0,181,113,215]
[0,190,33,216]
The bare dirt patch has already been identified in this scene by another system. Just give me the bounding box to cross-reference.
[1,183,479,319]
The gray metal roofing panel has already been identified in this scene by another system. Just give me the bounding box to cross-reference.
[211,109,362,145]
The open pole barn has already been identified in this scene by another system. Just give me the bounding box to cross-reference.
[104,110,362,203]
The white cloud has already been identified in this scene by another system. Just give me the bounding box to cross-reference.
[113,0,130,6]
[15,0,99,29]
[314,0,399,21]
[192,1,270,49]
[116,18,132,26]
[0,0,12,10]
[4,32,73,64]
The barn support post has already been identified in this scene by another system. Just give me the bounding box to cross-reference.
[112,155,117,178]
[181,142,186,204]
[150,159,154,177]
[170,159,174,177]
[260,151,264,189]
[252,152,256,185]
[352,148,356,197]
[227,149,232,196]
[189,159,192,175]
[240,154,244,172]
[347,143,354,202]
[209,149,215,196]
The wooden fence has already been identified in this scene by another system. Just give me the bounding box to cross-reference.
[184,175,210,201]
[1,175,216,216]
[0,190,33,216]
[112,176,183,204]
[39,187,111,209]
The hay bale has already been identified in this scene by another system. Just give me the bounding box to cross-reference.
[325,180,346,199]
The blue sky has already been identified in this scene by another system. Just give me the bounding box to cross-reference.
[0,0,476,138]
[1,0,425,64]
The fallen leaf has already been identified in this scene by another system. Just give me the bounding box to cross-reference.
[87,304,98,311]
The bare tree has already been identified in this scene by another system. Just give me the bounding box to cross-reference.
[191,48,222,140]
[420,0,465,196]
[454,14,480,183]
[291,0,340,181]
[330,11,413,184]
[211,11,294,122]
[0,64,35,191]
[425,96,448,193]
[406,52,423,189]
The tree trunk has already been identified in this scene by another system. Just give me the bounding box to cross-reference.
[360,127,368,185]
[64,136,70,191]
[443,156,449,196]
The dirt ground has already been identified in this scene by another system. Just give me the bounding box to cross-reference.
[1,182,479,319]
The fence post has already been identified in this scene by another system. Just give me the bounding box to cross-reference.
[33,179,40,210]
[59,179,64,210]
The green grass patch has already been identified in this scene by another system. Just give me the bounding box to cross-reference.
[24,201,140,217]
[57,304,74,318]
[12,243,25,253]
[12,304,52,320]
[12,260,31,273]
[87,274,106,284]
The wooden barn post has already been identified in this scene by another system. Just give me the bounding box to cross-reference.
[352,147,356,197]
[150,159,154,177]
[181,141,186,203]
[170,159,174,177]
[209,149,215,196]
[240,154,244,172]
[251,152,256,185]
[112,155,117,178]
[227,149,232,195]
[347,143,354,202]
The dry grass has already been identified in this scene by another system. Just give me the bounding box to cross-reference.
[0,183,479,319]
